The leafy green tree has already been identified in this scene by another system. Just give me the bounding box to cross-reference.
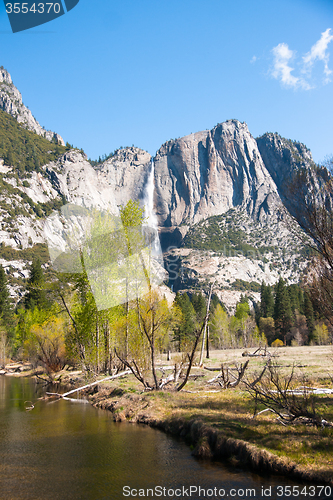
[209,303,230,348]
[0,265,14,360]
[15,306,49,352]
[234,300,257,347]
[313,323,329,345]
[235,300,250,320]
[24,315,67,373]
[136,291,171,389]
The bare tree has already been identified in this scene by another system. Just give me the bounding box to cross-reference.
[245,362,332,427]
[176,283,214,391]
[207,361,249,389]
[285,166,333,328]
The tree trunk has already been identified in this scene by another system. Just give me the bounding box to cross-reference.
[199,283,214,367]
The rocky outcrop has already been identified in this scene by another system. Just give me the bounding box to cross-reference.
[47,146,151,212]
[154,120,281,229]
[0,67,64,145]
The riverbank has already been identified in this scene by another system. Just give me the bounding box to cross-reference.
[87,385,333,486]
[2,346,333,485]
[85,346,333,486]
[1,361,85,386]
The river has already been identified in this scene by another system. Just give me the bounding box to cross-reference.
[0,376,331,500]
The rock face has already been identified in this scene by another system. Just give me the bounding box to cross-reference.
[47,147,151,212]
[0,67,64,145]
[154,120,281,230]
[0,146,152,257]
[0,69,329,302]
[256,133,331,221]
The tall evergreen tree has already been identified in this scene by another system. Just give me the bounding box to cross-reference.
[173,292,196,350]
[288,284,303,313]
[274,278,292,343]
[191,293,206,323]
[25,259,48,310]
[303,292,315,342]
[260,282,274,318]
[210,293,223,312]
[0,264,12,325]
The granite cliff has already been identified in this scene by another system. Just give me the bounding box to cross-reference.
[154,120,280,228]
[0,67,329,307]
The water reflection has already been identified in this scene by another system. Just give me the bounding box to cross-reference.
[0,377,330,500]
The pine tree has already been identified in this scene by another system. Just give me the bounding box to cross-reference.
[303,292,315,342]
[191,293,206,323]
[260,282,274,318]
[0,264,12,324]
[173,292,196,350]
[288,284,302,313]
[210,293,223,312]
[274,278,292,343]
[25,259,48,310]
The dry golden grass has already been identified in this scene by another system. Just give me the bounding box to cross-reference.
[192,345,333,383]
[94,346,333,477]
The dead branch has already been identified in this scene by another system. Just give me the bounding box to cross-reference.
[177,283,214,391]
[159,372,175,389]
[114,348,153,390]
[244,362,333,427]
[249,358,271,388]
[207,361,249,389]
[159,362,184,389]
[46,369,131,399]
[243,346,278,357]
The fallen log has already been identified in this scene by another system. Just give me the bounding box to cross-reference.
[46,370,131,399]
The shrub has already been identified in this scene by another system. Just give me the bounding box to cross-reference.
[271,338,284,347]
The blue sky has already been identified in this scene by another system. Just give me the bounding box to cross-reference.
[0,0,332,163]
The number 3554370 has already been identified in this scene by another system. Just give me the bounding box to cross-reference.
[5,3,62,14]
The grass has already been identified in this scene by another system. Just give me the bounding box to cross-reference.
[89,345,333,480]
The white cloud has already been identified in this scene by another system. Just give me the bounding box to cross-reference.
[269,29,333,90]
[250,55,257,64]
[302,28,333,84]
[271,43,310,90]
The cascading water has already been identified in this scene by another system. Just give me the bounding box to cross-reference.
[44,156,165,310]
[143,158,162,256]
[141,158,166,286]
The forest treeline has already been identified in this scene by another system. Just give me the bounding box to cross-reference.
[0,109,72,176]
[0,167,332,380]
[0,243,329,376]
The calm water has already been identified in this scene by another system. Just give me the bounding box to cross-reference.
[0,376,331,500]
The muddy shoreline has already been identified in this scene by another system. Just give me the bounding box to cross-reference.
[87,388,333,487]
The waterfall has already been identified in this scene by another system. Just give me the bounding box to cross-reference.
[44,157,165,311]
[143,158,162,256]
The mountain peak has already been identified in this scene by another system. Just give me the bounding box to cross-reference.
[0,67,12,85]
[0,66,64,145]
[154,119,279,229]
